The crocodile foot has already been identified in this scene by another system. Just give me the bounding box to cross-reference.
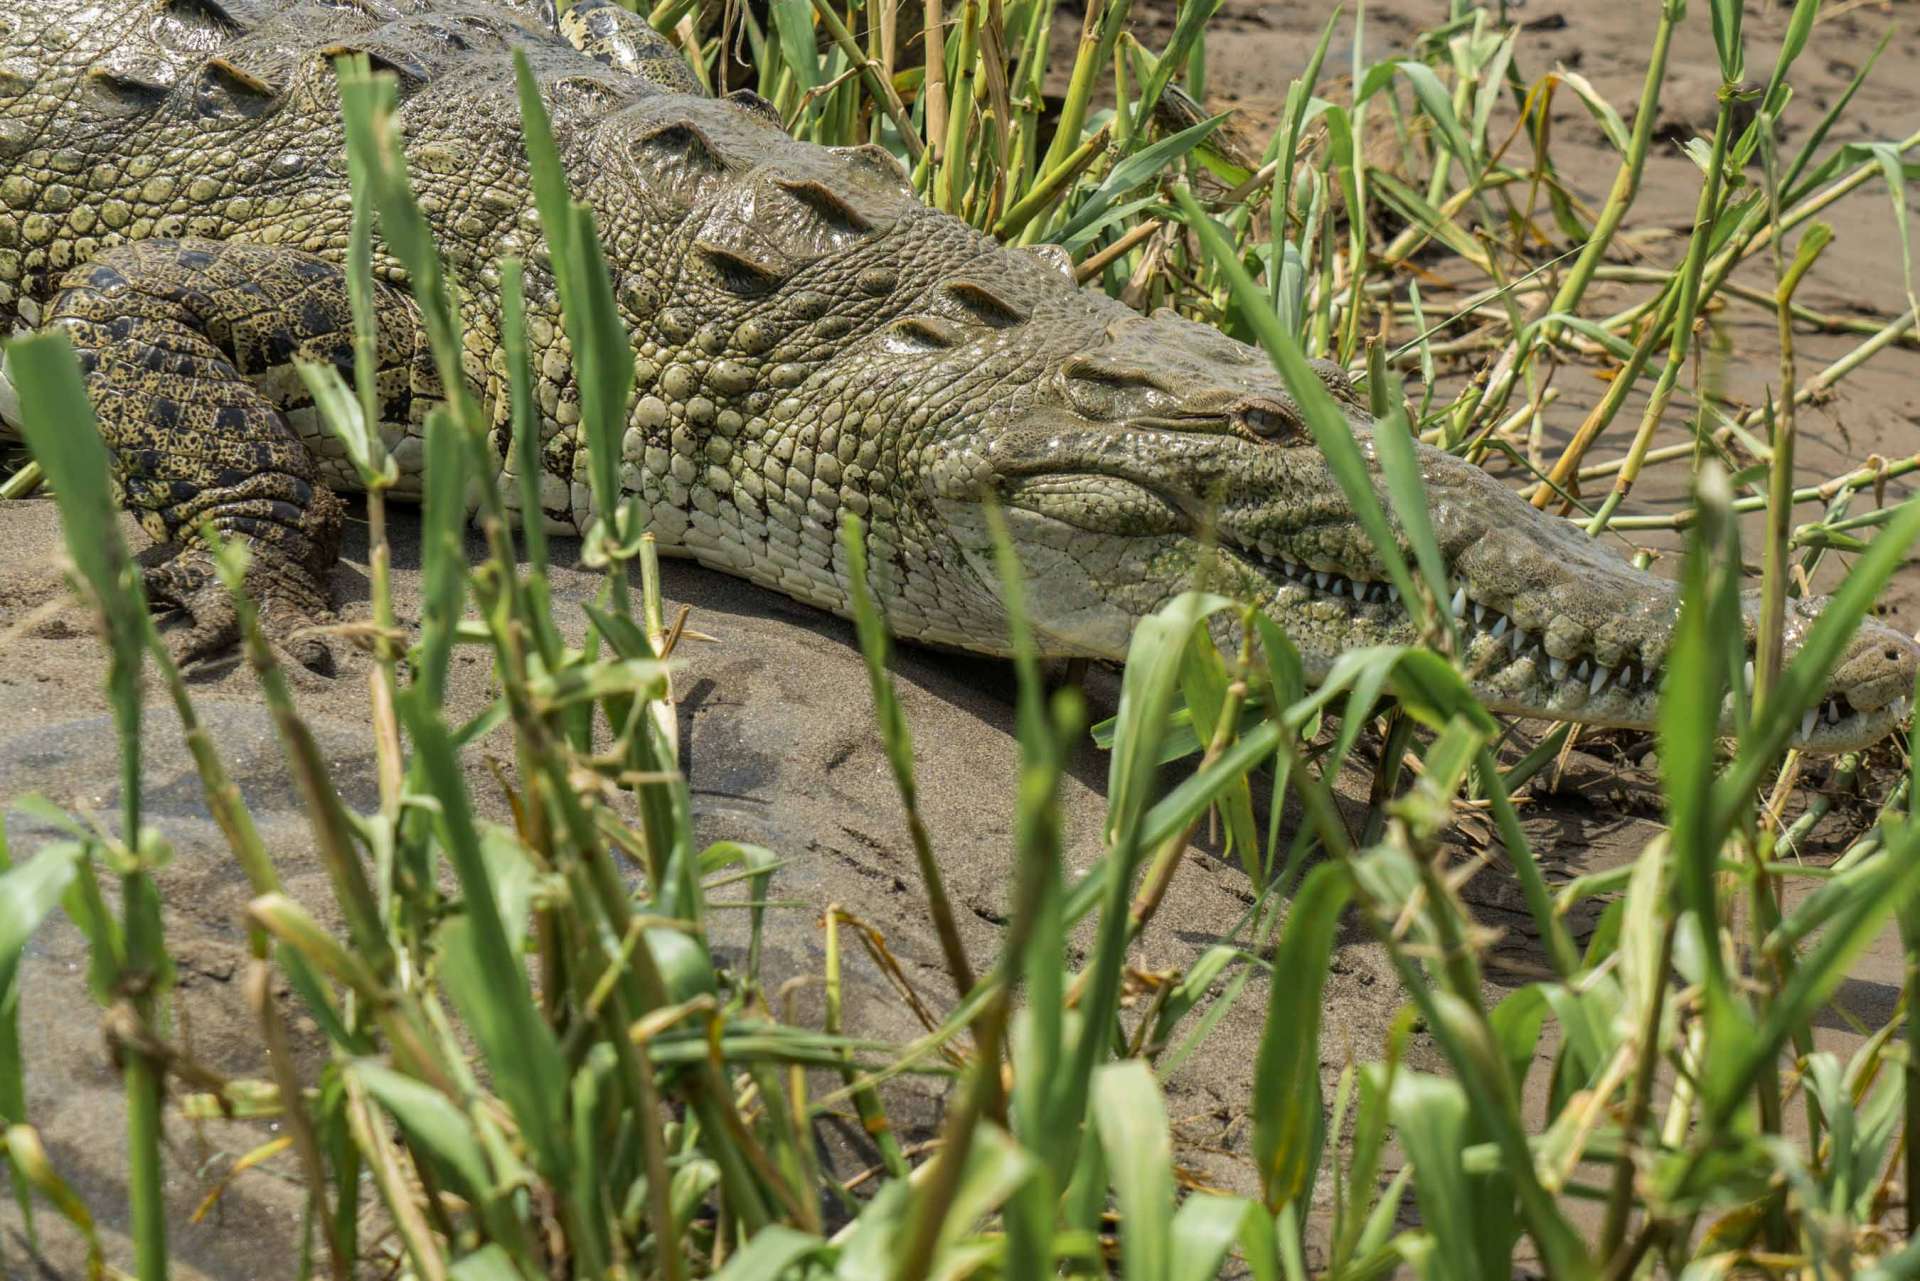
[145,545,337,676]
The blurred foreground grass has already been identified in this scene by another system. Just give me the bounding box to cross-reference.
[9,0,1920,1277]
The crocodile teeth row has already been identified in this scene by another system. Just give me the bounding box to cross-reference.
[1796,694,1908,740]
[1453,590,1659,694]
[1260,555,1665,693]
[1258,550,1910,731]
[1266,557,1398,605]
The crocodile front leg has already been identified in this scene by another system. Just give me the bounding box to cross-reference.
[45,239,429,672]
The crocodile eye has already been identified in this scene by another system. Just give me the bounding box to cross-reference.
[1240,404,1306,441]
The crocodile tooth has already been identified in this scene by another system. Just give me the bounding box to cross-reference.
[1388,584,1400,604]
[1574,658,1591,681]
[1508,628,1527,655]
[1449,585,1467,618]
[1591,666,1610,695]
[1490,615,1508,639]
[1472,603,1486,625]
[1826,699,1840,723]
[1548,656,1568,681]
[1744,660,1754,694]
[1801,709,1818,740]
[1315,571,1331,590]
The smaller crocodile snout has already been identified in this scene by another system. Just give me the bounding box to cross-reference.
[1831,622,1920,714]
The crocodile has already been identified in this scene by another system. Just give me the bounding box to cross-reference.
[0,0,1913,751]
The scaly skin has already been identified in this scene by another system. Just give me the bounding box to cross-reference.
[0,0,1913,748]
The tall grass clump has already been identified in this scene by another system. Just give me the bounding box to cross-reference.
[4,0,1920,1276]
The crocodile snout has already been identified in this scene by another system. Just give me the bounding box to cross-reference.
[1831,621,1920,714]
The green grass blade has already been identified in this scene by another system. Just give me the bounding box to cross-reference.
[399,699,571,1188]
[1169,1195,1266,1281]
[1718,495,1920,816]
[1694,818,1920,1138]
[1092,1060,1174,1281]
[838,513,977,1000]
[0,843,82,1244]
[501,258,559,655]
[1251,859,1351,1213]
[1658,467,1744,1018]
[351,1063,494,1201]
[1388,1071,1490,1281]
[1053,113,1228,246]
[1173,186,1422,614]
[709,1224,823,1281]
[5,328,170,1281]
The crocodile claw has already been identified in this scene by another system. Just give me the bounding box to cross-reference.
[144,549,336,677]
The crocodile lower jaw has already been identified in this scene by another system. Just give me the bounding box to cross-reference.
[1236,545,1911,753]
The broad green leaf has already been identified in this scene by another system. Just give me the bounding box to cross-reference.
[933,1122,1039,1263]
[1556,69,1630,154]
[1485,986,1548,1099]
[711,1224,823,1281]
[1053,114,1230,246]
[449,1245,523,1281]
[1169,1195,1265,1281]
[1388,1073,1482,1281]
[1093,1060,1174,1281]
[353,1063,493,1199]
[0,844,81,1243]
[0,847,81,1005]
[1395,60,1478,174]
[1252,861,1351,1211]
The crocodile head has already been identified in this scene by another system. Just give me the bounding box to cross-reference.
[914,298,1918,753]
[589,98,1914,751]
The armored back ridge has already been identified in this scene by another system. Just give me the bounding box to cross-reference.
[1,0,1915,749]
